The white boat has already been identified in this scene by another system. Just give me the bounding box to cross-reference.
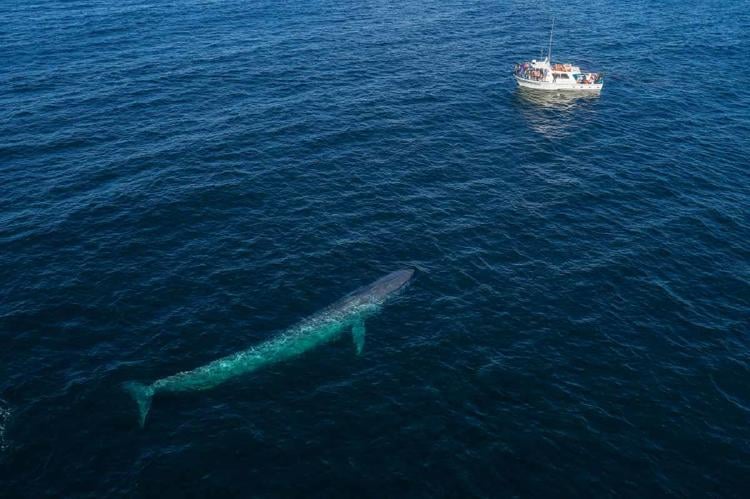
[513,20,604,92]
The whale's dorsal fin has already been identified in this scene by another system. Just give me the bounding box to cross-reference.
[352,318,365,355]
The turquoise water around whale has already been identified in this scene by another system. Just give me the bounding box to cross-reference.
[1,0,750,496]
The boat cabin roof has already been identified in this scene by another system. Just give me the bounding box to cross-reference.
[525,59,582,73]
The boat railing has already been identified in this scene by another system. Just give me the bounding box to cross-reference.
[514,64,604,85]
[513,64,546,81]
[574,73,604,84]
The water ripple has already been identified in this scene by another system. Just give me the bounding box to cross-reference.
[2,0,750,496]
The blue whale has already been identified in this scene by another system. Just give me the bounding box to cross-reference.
[124,269,414,427]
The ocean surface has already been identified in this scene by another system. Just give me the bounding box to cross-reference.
[2,0,750,496]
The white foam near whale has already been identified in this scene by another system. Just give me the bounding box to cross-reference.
[0,404,10,451]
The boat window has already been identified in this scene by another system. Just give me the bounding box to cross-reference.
[557,73,570,79]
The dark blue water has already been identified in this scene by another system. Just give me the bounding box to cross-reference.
[2,0,750,496]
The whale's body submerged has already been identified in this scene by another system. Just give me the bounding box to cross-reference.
[124,269,414,427]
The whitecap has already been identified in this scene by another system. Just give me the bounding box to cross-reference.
[0,403,10,451]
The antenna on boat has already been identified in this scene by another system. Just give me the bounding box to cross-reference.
[547,17,555,63]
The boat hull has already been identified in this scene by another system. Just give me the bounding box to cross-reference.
[514,75,603,92]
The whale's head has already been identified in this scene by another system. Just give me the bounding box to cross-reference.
[365,269,415,302]
[325,269,415,318]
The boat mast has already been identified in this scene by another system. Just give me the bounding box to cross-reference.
[547,17,555,63]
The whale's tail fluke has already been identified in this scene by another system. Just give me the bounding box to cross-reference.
[123,381,154,428]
